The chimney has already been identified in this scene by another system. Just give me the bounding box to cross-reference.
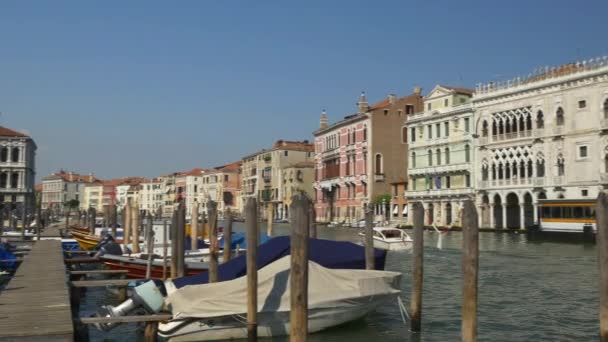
[357,91,368,113]
[69,172,73,182]
[320,110,328,129]
[414,86,422,95]
[388,93,397,104]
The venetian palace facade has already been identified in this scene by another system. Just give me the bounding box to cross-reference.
[474,58,608,229]
[406,85,475,227]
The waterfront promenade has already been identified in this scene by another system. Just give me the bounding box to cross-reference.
[0,239,73,341]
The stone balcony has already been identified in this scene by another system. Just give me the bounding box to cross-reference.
[408,162,472,176]
[374,173,385,182]
[601,119,608,130]
[406,188,475,198]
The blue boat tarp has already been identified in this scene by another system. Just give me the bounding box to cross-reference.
[172,236,386,289]
[219,232,271,250]
[0,243,17,269]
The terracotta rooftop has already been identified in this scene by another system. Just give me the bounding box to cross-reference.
[439,85,474,95]
[214,161,242,172]
[0,126,28,138]
[43,170,99,183]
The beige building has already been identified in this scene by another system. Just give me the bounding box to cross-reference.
[81,183,103,210]
[139,178,163,214]
[241,140,314,220]
[281,161,314,220]
[199,162,241,217]
[406,85,475,227]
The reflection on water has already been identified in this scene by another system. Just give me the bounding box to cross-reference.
[82,222,599,341]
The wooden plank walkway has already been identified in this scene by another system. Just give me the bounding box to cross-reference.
[40,225,65,238]
[0,240,73,341]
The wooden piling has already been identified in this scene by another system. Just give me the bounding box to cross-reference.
[245,198,258,341]
[208,200,219,283]
[21,205,27,240]
[36,202,42,241]
[223,208,233,262]
[309,203,317,239]
[411,202,424,332]
[132,200,140,254]
[176,203,186,278]
[170,210,178,279]
[267,204,273,237]
[145,213,154,279]
[365,204,374,270]
[290,194,310,342]
[462,200,479,342]
[111,204,118,238]
[597,193,608,342]
[162,219,168,281]
[124,199,131,250]
[191,200,199,251]
[65,209,70,231]
[89,207,96,233]
[144,321,159,342]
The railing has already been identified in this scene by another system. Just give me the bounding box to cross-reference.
[374,173,385,182]
[479,180,489,188]
[533,178,545,186]
[479,137,489,145]
[533,128,544,138]
[491,129,533,142]
[406,188,475,197]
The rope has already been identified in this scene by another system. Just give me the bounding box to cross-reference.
[397,296,410,325]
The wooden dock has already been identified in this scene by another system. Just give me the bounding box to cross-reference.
[0,240,73,341]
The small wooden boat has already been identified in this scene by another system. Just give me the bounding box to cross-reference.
[101,254,207,279]
[359,227,413,251]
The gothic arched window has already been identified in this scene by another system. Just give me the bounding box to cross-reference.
[537,110,544,129]
[556,107,565,126]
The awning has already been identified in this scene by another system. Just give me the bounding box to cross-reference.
[402,204,408,215]
[392,204,399,214]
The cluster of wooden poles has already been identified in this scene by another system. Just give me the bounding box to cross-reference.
[65,192,608,342]
[1,202,48,240]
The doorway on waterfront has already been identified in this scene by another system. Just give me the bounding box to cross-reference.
[523,192,534,227]
[427,202,434,225]
[493,194,503,229]
[506,193,520,229]
[445,202,452,226]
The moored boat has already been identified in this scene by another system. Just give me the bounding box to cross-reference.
[359,227,413,251]
[159,256,401,341]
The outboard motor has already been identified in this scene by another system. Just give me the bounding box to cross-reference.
[93,280,164,331]
[93,234,124,257]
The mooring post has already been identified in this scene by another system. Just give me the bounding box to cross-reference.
[597,193,608,342]
[309,202,317,239]
[411,202,424,332]
[223,208,233,262]
[267,204,274,237]
[170,209,178,279]
[365,204,374,270]
[145,213,154,279]
[124,199,132,250]
[162,219,168,281]
[111,204,118,239]
[462,200,479,342]
[132,200,140,254]
[191,200,199,251]
[208,200,219,283]
[245,198,258,341]
[36,203,41,241]
[89,207,96,234]
[176,203,186,278]
[144,321,159,342]
[65,209,70,231]
[290,193,310,342]
[21,205,27,240]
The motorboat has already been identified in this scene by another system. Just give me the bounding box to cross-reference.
[158,256,402,341]
[359,227,413,251]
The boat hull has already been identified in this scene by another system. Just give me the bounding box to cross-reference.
[372,238,412,251]
[158,293,397,341]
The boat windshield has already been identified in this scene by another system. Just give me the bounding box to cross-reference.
[382,230,402,239]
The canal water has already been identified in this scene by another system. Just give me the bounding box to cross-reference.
[81,223,600,341]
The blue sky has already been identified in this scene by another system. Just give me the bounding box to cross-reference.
[1,0,606,181]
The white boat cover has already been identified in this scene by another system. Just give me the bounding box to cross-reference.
[166,256,401,319]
